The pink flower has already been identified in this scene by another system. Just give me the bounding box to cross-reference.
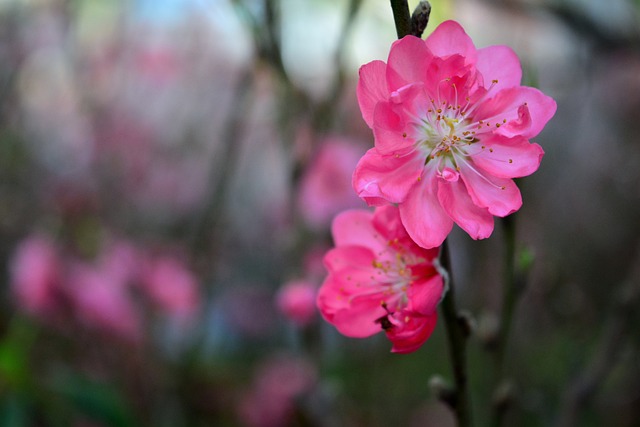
[354,20,556,248]
[9,236,61,315]
[276,280,317,327]
[68,264,141,341]
[317,205,444,353]
[238,354,316,427]
[140,256,200,320]
[297,137,366,229]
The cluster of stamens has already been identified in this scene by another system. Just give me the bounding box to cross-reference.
[405,79,514,190]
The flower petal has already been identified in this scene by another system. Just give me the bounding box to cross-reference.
[471,135,544,178]
[424,20,477,64]
[331,297,386,337]
[316,274,385,338]
[407,274,444,315]
[331,209,385,253]
[353,148,424,205]
[476,45,522,88]
[387,311,437,354]
[357,60,389,127]
[472,86,557,139]
[458,158,522,217]
[437,178,494,240]
[372,101,415,156]
[386,36,433,90]
[398,167,453,249]
[323,246,375,280]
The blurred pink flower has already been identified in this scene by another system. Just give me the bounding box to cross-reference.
[317,205,443,353]
[302,245,329,283]
[297,137,366,229]
[9,235,61,315]
[96,238,141,285]
[68,264,141,341]
[276,280,317,327]
[354,20,556,248]
[140,256,200,319]
[238,355,316,427]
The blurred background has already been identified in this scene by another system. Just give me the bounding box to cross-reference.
[0,0,639,426]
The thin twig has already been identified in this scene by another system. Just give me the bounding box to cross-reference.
[389,0,412,39]
[440,239,473,427]
[490,215,524,426]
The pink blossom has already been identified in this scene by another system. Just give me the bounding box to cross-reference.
[317,205,444,353]
[297,137,366,229]
[354,20,556,248]
[68,264,141,341]
[9,235,61,315]
[96,239,141,285]
[238,355,316,427]
[276,280,317,327]
[140,256,200,319]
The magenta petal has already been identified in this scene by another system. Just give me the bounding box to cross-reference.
[398,168,453,249]
[386,36,433,90]
[357,60,389,128]
[459,159,522,217]
[424,20,477,64]
[371,204,409,242]
[437,178,494,240]
[387,312,437,353]
[476,45,522,88]
[331,210,385,253]
[472,135,544,178]
[316,276,384,338]
[332,297,386,337]
[323,246,375,277]
[474,86,557,139]
[372,101,414,156]
[353,148,423,205]
[407,275,444,315]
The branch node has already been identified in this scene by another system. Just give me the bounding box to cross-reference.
[410,1,432,38]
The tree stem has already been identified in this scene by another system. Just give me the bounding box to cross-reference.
[440,239,473,427]
[389,0,411,38]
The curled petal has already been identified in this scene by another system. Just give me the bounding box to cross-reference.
[437,178,494,240]
[353,148,423,205]
[357,60,389,127]
[387,311,438,354]
[473,86,557,139]
[472,135,544,178]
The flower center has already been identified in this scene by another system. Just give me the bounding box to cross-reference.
[417,99,476,167]
[371,240,425,311]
